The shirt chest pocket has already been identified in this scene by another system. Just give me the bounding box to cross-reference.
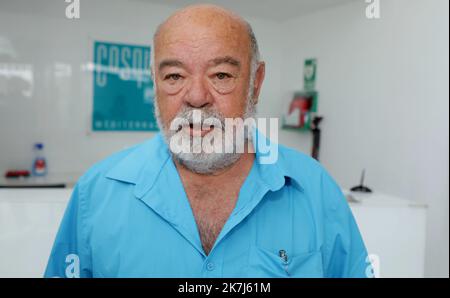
[247,246,324,278]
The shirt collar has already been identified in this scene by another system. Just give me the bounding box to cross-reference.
[105,133,170,198]
[105,129,304,198]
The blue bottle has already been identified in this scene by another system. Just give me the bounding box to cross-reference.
[32,143,47,176]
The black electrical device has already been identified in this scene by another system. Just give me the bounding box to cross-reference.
[350,169,373,193]
[311,116,323,161]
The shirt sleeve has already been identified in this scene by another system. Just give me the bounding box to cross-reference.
[44,182,92,278]
[320,171,373,278]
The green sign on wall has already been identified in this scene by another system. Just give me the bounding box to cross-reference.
[92,41,158,131]
[304,58,317,92]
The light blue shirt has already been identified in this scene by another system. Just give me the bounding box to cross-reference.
[44,132,370,278]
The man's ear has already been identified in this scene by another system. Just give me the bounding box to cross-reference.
[252,61,266,104]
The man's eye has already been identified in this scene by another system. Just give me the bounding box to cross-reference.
[216,73,231,80]
[165,74,182,81]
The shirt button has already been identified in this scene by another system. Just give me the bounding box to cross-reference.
[206,262,215,271]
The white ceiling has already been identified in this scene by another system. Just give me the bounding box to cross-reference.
[139,0,356,21]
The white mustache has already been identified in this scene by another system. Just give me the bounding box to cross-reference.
[172,107,226,132]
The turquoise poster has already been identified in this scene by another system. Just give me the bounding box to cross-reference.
[92,41,158,131]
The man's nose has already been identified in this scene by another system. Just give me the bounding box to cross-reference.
[184,77,213,108]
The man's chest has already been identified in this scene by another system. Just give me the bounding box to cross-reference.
[186,187,240,255]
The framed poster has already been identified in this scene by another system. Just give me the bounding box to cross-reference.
[92,41,158,131]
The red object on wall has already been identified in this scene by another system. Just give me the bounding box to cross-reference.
[289,95,313,127]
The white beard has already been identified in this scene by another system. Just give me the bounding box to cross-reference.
[154,92,257,175]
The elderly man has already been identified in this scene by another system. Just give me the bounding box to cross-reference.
[45,5,370,278]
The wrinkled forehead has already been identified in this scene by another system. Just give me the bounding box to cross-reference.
[154,12,252,64]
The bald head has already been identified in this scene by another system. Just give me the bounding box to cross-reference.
[153,4,260,69]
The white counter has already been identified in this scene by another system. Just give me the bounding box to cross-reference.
[0,188,72,277]
[346,191,427,278]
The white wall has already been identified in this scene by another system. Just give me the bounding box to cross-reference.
[279,0,449,277]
